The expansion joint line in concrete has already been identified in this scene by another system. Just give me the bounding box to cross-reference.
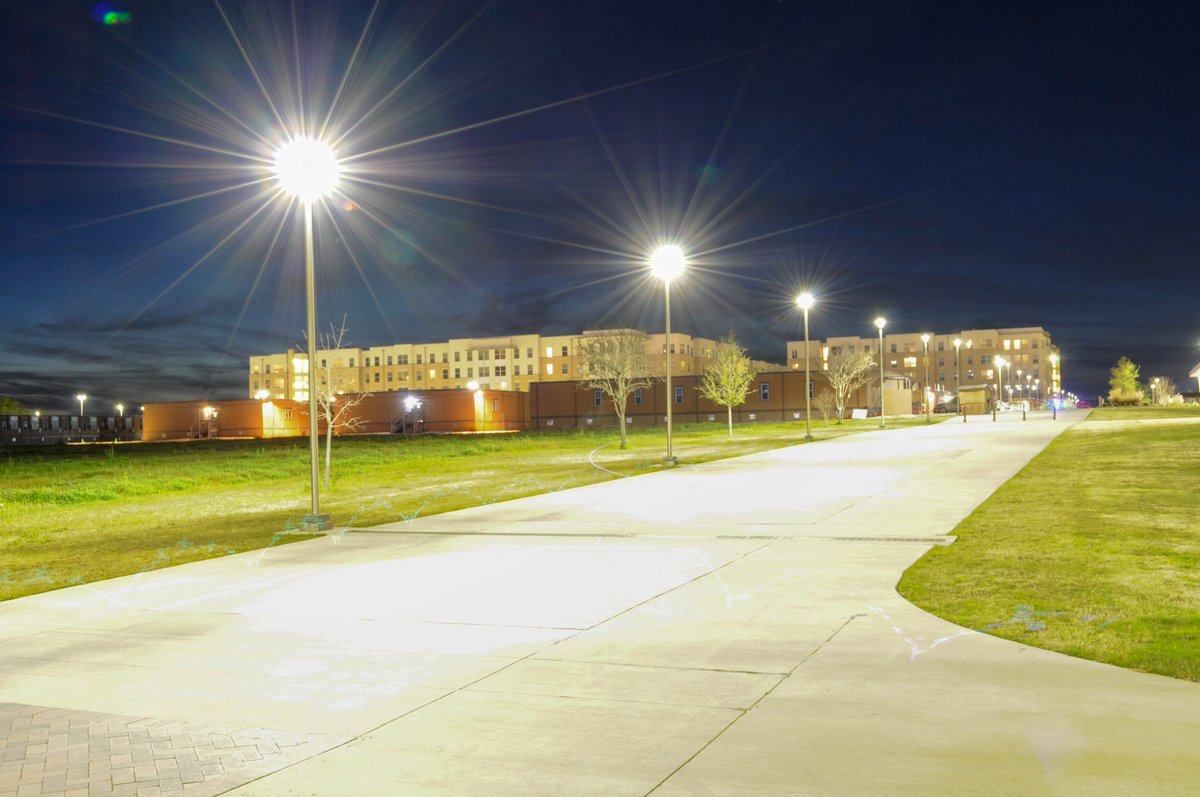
[642,612,868,797]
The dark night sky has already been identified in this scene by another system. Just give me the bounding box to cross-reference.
[2,0,1198,412]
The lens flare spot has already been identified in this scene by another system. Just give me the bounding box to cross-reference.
[93,3,132,25]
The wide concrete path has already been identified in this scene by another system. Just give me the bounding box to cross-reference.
[2,410,1198,796]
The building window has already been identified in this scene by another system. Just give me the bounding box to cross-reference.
[594,389,603,407]
[546,364,554,375]
[416,354,423,364]
[760,383,770,401]
[675,386,684,404]
[387,355,393,366]
[442,353,448,363]
[348,357,355,367]
[967,356,974,365]
[937,342,945,351]
[495,349,506,360]
[467,350,474,361]
[479,350,489,361]
[634,388,643,406]
[373,373,380,383]
[479,366,490,377]
[526,365,533,375]
[454,351,461,362]
[264,363,272,374]
[467,367,474,378]
[545,346,553,358]
[495,365,506,377]
[374,356,380,366]
[903,357,917,368]
[981,355,991,365]
[415,372,422,381]
[513,348,520,359]
[455,368,461,379]
[387,372,393,382]
[939,373,945,382]
[492,399,500,412]
[890,344,897,353]
[527,347,533,358]
[399,355,409,365]
[938,357,945,367]
[442,369,449,380]
[561,345,569,357]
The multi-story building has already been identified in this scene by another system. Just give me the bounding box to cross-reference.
[248,330,784,400]
[786,326,1061,403]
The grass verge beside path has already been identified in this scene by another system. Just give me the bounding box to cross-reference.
[2,416,933,601]
[899,405,1200,682]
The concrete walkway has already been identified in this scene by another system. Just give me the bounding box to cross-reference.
[2,410,1198,795]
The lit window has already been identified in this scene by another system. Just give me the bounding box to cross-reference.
[546,364,554,375]
[545,346,553,358]
[903,357,917,368]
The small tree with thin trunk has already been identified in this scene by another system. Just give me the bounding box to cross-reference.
[826,350,875,422]
[312,318,370,488]
[1149,376,1177,405]
[698,333,755,436]
[577,330,653,449]
[814,389,837,424]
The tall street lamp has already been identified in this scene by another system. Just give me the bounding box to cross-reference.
[76,393,87,417]
[650,244,686,466]
[274,136,340,530]
[953,338,962,414]
[796,292,815,441]
[1034,378,1040,408]
[921,333,931,422]
[993,356,1006,410]
[115,403,125,417]
[875,317,887,428]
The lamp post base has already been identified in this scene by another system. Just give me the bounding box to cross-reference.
[301,513,332,532]
[662,456,679,467]
[803,434,814,442]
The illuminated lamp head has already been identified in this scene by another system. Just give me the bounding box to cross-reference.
[273,137,340,203]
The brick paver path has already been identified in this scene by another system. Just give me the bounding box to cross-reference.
[0,703,348,797]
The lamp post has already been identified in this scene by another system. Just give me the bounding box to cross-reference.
[875,317,886,428]
[993,356,1005,411]
[796,292,815,441]
[953,338,962,414]
[76,393,87,417]
[274,136,340,530]
[921,333,931,422]
[1151,377,1159,406]
[650,244,686,466]
[1034,378,1040,408]
[115,403,124,417]
[1049,353,1060,399]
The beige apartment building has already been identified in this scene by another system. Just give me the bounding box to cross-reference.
[786,326,1062,403]
[248,330,783,401]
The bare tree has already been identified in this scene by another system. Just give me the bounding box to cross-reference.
[825,350,875,422]
[312,318,370,488]
[1150,375,1177,405]
[814,389,837,424]
[698,332,755,436]
[577,330,653,449]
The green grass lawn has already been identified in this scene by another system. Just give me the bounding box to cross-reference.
[899,405,1200,682]
[1,415,932,601]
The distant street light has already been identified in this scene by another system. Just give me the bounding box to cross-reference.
[274,136,340,531]
[115,403,125,417]
[993,356,1006,411]
[650,244,686,466]
[796,292,815,441]
[76,393,87,417]
[953,338,962,414]
[875,317,887,428]
[921,333,931,422]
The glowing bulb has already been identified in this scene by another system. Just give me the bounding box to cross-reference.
[796,292,814,310]
[273,138,340,202]
[649,245,686,282]
[875,317,886,330]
